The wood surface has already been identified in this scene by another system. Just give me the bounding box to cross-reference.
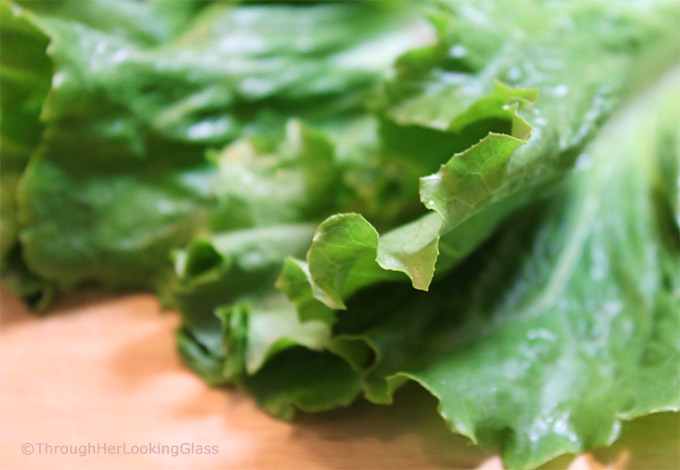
[1,288,677,470]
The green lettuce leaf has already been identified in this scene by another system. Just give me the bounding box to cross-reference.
[390,77,680,469]
[3,1,679,468]
[5,0,432,300]
[237,70,680,470]
[273,0,680,317]
[0,3,49,261]
[0,2,57,307]
[169,5,679,468]
[171,0,679,398]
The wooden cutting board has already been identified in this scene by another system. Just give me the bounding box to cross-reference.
[1,288,677,470]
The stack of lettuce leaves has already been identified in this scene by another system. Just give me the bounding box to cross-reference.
[1,1,678,468]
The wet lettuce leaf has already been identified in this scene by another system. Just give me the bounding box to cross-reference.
[2,1,679,469]
[237,72,680,470]
[272,0,680,313]
[383,79,680,469]
[170,2,680,469]
[1,0,431,302]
